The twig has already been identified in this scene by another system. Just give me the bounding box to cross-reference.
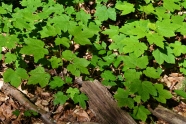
[1,83,56,124]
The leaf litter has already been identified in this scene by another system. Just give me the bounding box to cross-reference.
[0,81,99,123]
[160,73,186,118]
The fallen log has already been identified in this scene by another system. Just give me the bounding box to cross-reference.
[80,80,137,124]
[149,105,186,124]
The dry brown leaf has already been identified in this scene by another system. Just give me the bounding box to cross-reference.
[41,100,49,106]
[41,92,51,98]
[0,92,9,102]
[0,110,6,121]
[173,102,186,117]
[169,73,180,77]
[161,73,186,90]
[0,103,14,119]
[73,107,90,122]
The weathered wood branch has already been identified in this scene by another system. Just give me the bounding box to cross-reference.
[80,80,137,124]
[1,83,56,124]
[149,105,186,124]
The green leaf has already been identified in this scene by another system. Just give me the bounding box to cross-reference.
[76,9,91,25]
[78,66,89,75]
[152,46,175,64]
[49,14,71,32]
[88,22,100,35]
[21,0,43,8]
[170,41,186,56]
[143,67,161,79]
[144,0,151,4]
[55,37,70,48]
[102,53,116,65]
[20,38,48,62]
[4,52,17,64]
[154,84,172,103]
[73,58,90,67]
[177,23,186,35]
[67,64,80,77]
[128,79,141,93]
[109,35,126,53]
[24,110,32,117]
[156,19,179,37]
[49,76,65,89]
[123,54,148,69]
[13,18,33,31]
[93,43,104,50]
[3,68,28,87]
[68,26,93,45]
[12,110,20,117]
[28,66,51,87]
[174,90,186,99]
[65,6,75,15]
[4,35,19,49]
[95,4,116,21]
[66,87,80,99]
[138,81,157,102]
[179,60,186,68]
[101,70,116,81]
[0,34,18,49]
[48,3,65,16]
[65,76,73,84]
[180,68,186,75]
[62,50,76,61]
[134,96,141,103]
[24,110,38,117]
[182,1,186,9]
[163,0,180,12]
[97,0,108,3]
[154,7,171,20]
[115,1,135,15]
[49,56,63,69]
[67,58,90,76]
[114,88,134,108]
[171,15,184,26]
[122,37,147,57]
[107,7,117,21]
[120,20,149,38]
[146,33,164,48]
[113,55,123,68]
[54,91,69,105]
[73,93,88,109]
[0,7,7,14]
[102,25,119,39]
[40,24,58,38]
[139,3,154,14]
[124,69,142,82]
[102,80,116,86]
[133,105,151,121]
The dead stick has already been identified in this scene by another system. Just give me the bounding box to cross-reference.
[148,105,186,124]
[1,83,56,124]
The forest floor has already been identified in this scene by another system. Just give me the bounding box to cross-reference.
[0,68,186,124]
[1,0,186,124]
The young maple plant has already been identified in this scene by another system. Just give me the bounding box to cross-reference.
[1,0,186,122]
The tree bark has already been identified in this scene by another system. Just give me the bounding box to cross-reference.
[80,80,137,124]
[149,105,186,124]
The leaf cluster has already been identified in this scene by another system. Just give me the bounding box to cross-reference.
[1,0,186,122]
